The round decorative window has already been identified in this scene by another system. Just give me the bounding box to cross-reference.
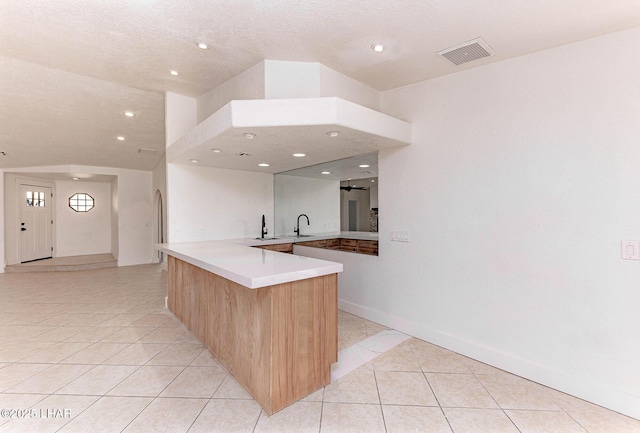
[69,193,94,212]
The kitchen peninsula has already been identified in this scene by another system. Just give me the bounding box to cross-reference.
[156,239,342,414]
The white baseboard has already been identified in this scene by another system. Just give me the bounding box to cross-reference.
[338,298,640,421]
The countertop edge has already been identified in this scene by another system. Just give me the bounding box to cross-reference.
[156,239,343,289]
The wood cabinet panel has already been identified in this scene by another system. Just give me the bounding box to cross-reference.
[357,240,379,255]
[340,238,358,247]
[253,243,293,253]
[296,239,327,248]
[326,238,340,249]
[167,256,337,415]
[295,238,378,255]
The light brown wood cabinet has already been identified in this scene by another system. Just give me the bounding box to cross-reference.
[253,243,293,254]
[340,238,358,252]
[356,240,378,255]
[297,238,378,256]
[167,256,337,415]
[326,238,341,250]
[295,239,326,248]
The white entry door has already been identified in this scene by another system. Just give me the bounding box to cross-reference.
[20,184,53,262]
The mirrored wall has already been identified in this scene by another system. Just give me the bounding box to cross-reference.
[274,153,378,237]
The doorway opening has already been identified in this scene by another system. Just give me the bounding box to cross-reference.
[348,200,358,231]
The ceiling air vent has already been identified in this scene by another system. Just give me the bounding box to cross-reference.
[437,38,493,66]
[235,152,253,157]
[138,148,158,155]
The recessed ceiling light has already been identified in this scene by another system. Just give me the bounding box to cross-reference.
[326,131,340,137]
[190,159,199,163]
[123,111,135,117]
[321,171,331,175]
[211,148,221,153]
[293,153,306,157]
[371,43,386,53]
[196,41,208,50]
[359,164,370,168]
[116,136,125,141]
[170,70,179,76]
[243,133,256,139]
[371,179,375,183]
[72,177,79,181]
[258,163,270,167]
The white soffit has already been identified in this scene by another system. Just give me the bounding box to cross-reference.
[166,97,411,173]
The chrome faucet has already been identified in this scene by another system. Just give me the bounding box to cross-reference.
[294,214,309,237]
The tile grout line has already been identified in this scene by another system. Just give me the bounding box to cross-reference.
[410,341,455,433]
[372,370,389,433]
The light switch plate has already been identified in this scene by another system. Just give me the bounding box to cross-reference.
[621,240,639,260]
[391,230,410,242]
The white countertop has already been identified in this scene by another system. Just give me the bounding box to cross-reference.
[156,238,343,289]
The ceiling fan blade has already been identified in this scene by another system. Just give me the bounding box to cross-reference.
[340,186,367,191]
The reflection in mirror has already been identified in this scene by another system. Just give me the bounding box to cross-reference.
[340,177,378,232]
[274,153,378,237]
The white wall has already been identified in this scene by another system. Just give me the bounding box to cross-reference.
[340,189,371,232]
[197,62,266,123]
[167,163,274,242]
[115,169,153,266]
[274,175,340,237]
[55,180,111,257]
[110,177,119,259]
[0,174,5,270]
[370,183,379,209]
[166,92,197,146]
[193,60,382,125]
[319,64,380,111]
[265,60,320,99]
[331,27,640,419]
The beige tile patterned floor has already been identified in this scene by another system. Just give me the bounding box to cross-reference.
[0,264,639,432]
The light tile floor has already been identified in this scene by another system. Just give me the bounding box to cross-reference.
[0,264,638,432]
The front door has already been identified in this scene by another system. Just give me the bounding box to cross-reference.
[20,184,53,262]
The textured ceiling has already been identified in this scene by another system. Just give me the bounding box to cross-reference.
[1,0,639,171]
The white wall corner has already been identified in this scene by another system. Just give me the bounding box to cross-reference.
[166,92,197,147]
[197,61,266,122]
[319,64,381,111]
